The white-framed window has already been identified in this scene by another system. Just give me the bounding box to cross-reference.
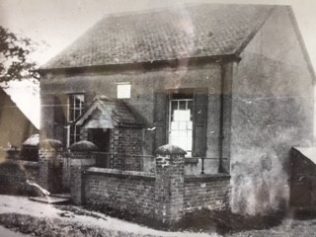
[168,96,193,157]
[117,83,131,99]
[67,94,85,146]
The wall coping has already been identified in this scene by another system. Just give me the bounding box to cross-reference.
[184,173,230,182]
[85,167,156,180]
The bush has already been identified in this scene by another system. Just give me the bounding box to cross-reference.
[69,140,98,152]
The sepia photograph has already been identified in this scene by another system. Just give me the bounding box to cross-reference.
[0,0,316,236]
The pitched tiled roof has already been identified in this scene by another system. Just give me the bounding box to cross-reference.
[42,4,275,70]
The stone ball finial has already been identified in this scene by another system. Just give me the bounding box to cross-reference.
[69,140,98,152]
[155,144,187,156]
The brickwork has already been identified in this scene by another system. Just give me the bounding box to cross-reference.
[38,149,64,193]
[84,168,155,218]
[109,128,143,171]
[38,159,49,191]
[69,152,96,205]
[61,156,71,192]
[184,175,230,212]
[70,166,83,204]
[155,145,185,224]
[109,129,120,168]
[72,144,230,225]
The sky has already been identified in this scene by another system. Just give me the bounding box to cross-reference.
[1,0,316,67]
[0,0,316,129]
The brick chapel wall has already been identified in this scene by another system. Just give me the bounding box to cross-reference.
[184,175,230,212]
[40,63,222,162]
[230,7,315,215]
[84,168,156,218]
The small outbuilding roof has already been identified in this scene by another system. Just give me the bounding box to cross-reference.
[42,4,275,70]
[23,134,39,147]
[76,96,144,129]
[293,147,316,165]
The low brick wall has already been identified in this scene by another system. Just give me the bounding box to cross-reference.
[184,174,230,212]
[84,167,156,218]
[69,144,231,225]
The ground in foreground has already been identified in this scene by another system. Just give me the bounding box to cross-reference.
[0,195,316,237]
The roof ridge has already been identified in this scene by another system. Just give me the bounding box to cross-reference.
[94,3,278,19]
[41,4,280,70]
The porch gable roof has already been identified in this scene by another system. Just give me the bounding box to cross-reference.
[76,96,144,129]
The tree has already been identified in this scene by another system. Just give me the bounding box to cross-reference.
[0,26,39,85]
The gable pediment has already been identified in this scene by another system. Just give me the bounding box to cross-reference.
[76,96,144,129]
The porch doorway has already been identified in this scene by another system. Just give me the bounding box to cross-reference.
[87,129,110,152]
